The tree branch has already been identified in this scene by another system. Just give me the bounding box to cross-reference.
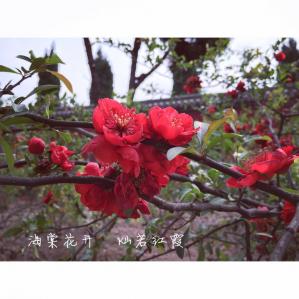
[128,38,142,93]
[0,112,94,129]
[0,175,114,188]
[83,37,101,104]
[146,196,279,218]
[183,152,299,205]
[135,49,170,89]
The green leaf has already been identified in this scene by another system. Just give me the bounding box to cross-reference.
[14,97,26,105]
[0,137,15,174]
[59,131,72,144]
[47,70,73,93]
[166,146,186,161]
[14,85,59,104]
[29,57,46,71]
[0,65,18,74]
[281,187,299,196]
[45,54,64,65]
[0,116,35,126]
[202,108,238,150]
[16,55,31,63]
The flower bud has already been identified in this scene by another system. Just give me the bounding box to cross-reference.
[28,137,46,155]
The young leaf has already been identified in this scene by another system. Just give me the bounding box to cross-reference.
[0,65,18,74]
[45,54,64,65]
[47,70,73,93]
[0,116,35,126]
[16,55,32,63]
[29,57,46,71]
[202,108,238,151]
[0,137,15,174]
[13,85,58,104]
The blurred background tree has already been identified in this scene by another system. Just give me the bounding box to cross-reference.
[38,46,61,99]
[167,38,230,95]
[89,48,113,105]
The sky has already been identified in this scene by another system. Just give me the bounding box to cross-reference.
[0,38,281,107]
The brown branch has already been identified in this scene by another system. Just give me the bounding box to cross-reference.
[0,175,114,188]
[83,38,101,104]
[0,112,94,129]
[0,71,36,98]
[135,49,170,89]
[146,196,279,219]
[128,38,142,93]
[183,153,299,205]
[170,173,276,209]
[0,160,89,170]
[271,203,299,261]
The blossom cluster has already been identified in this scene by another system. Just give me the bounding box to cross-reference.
[75,98,198,219]
[183,75,202,94]
[226,145,299,188]
[28,137,75,171]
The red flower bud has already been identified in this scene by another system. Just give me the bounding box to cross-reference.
[227,89,238,99]
[274,51,286,62]
[28,137,46,155]
[43,191,54,204]
[236,80,246,92]
[207,105,217,114]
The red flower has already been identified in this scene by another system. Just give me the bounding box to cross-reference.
[137,144,170,184]
[92,98,144,146]
[274,51,286,62]
[227,89,238,99]
[28,137,45,155]
[113,173,151,218]
[226,146,298,188]
[82,135,140,177]
[168,155,190,176]
[226,166,260,188]
[148,106,197,146]
[75,162,118,215]
[280,200,296,225]
[114,173,139,216]
[252,122,273,147]
[183,75,202,94]
[249,146,296,176]
[207,105,217,114]
[138,170,161,198]
[49,141,75,171]
[236,81,246,92]
[43,191,54,204]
